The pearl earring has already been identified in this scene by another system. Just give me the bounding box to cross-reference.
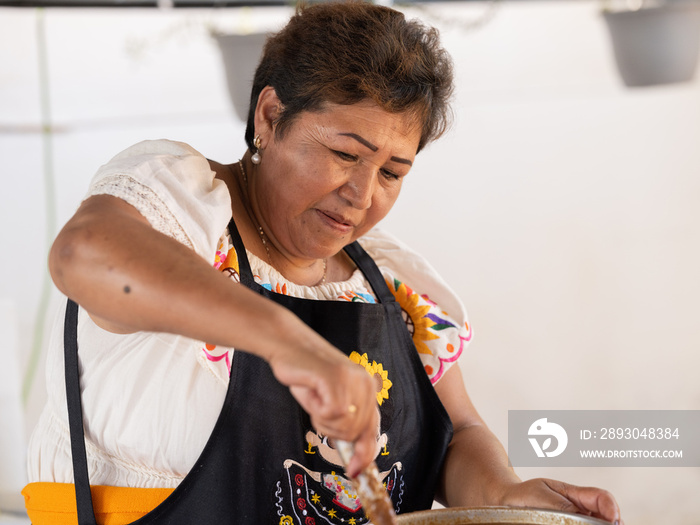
[251,135,262,165]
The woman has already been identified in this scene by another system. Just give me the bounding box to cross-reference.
[23,2,621,524]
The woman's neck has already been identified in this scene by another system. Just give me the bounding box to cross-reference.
[213,157,336,287]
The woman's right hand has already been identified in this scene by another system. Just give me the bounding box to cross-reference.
[267,333,380,478]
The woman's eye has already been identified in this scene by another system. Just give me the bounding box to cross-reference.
[381,169,400,181]
[333,150,357,162]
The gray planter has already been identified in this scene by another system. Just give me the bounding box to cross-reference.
[214,32,268,121]
[603,1,700,86]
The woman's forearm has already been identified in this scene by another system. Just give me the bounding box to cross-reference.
[436,422,520,507]
[50,194,313,360]
[432,366,521,507]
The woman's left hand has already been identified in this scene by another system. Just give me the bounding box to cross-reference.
[497,478,621,524]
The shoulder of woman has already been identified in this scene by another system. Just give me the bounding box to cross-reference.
[357,228,468,324]
[92,139,215,185]
[86,139,232,260]
[107,138,205,160]
[358,229,473,384]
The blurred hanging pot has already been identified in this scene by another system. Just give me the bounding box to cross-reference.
[602,0,700,87]
[213,32,268,121]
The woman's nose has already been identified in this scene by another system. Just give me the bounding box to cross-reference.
[338,166,376,210]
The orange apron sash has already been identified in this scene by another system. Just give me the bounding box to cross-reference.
[22,482,173,525]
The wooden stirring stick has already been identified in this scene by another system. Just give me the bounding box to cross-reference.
[336,439,398,525]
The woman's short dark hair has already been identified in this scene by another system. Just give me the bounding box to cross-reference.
[244,1,454,153]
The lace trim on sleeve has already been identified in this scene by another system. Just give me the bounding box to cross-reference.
[88,174,194,251]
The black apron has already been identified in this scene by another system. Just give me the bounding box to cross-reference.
[64,217,453,524]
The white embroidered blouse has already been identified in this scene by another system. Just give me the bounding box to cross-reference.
[27,140,472,488]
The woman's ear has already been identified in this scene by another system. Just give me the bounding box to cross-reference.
[253,85,283,148]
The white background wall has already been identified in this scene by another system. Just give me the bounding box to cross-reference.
[1,1,699,523]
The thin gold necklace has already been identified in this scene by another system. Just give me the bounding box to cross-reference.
[237,160,327,285]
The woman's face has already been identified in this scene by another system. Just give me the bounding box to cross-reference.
[251,96,422,262]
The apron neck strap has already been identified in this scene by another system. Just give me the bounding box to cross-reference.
[227,217,256,288]
[64,299,98,525]
[342,241,395,304]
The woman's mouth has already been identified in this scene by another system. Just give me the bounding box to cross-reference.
[316,210,355,234]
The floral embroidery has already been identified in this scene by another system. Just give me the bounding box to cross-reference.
[388,280,471,384]
[257,280,291,295]
[349,351,392,405]
[202,244,241,373]
[213,240,228,270]
[214,251,225,269]
[219,246,239,275]
[270,281,289,295]
[424,318,472,383]
[202,343,231,374]
[387,279,439,355]
[337,290,376,304]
